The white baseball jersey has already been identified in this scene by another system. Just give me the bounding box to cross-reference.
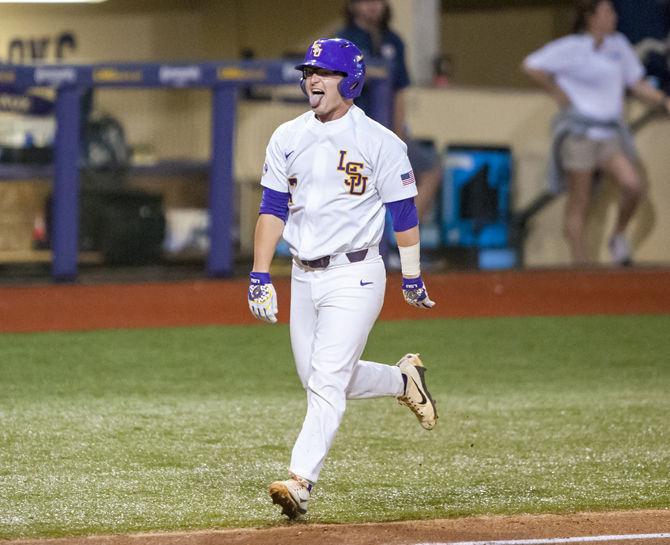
[524,33,644,138]
[261,104,417,261]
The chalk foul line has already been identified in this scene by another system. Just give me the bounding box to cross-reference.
[415,533,670,545]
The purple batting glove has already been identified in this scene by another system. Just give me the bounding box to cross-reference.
[402,276,436,309]
[248,272,278,323]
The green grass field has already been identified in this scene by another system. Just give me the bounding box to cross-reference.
[1,315,669,539]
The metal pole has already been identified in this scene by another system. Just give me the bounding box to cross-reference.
[52,84,81,282]
[208,84,236,277]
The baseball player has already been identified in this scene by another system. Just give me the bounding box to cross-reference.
[247,38,438,520]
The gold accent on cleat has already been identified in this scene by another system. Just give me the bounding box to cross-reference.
[397,353,438,430]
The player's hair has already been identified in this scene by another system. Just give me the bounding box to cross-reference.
[572,0,611,33]
[344,0,391,33]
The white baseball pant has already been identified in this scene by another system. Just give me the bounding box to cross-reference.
[288,256,404,483]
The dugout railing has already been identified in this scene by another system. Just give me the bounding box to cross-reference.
[0,60,391,281]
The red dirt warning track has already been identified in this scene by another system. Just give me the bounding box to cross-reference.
[0,268,668,333]
[8,510,670,545]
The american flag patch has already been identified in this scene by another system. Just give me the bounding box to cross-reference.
[401,170,416,186]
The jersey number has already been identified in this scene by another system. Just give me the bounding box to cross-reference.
[337,150,367,196]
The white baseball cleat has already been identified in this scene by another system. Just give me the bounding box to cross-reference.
[268,476,311,519]
[397,353,438,430]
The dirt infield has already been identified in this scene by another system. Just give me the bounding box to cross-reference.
[3,267,670,544]
[8,510,670,545]
[1,267,669,333]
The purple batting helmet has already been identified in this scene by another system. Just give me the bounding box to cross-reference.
[295,38,366,100]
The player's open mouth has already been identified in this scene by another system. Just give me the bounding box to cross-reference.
[310,89,324,108]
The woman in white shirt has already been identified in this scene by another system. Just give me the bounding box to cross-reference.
[523,0,670,266]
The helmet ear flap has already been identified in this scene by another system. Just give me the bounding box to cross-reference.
[338,77,353,99]
[337,72,363,100]
[300,77,308,98]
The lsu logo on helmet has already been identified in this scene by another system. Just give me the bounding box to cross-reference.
[311,41,322,57]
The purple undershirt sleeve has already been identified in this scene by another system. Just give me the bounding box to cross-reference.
[387,197,419,232]
[259,187,290,223]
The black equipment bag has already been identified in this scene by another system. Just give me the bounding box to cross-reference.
[47,187,166,265]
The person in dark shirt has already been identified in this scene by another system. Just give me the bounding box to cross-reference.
[337,0,442,225]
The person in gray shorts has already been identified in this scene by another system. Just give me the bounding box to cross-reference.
[523,0,670,266]
[561,135,623,174]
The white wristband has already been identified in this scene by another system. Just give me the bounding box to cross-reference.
[398,242,421,278]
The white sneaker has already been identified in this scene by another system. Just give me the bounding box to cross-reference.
[269,476,311,519]
[609,234,632,266]
[397,353,438,430]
